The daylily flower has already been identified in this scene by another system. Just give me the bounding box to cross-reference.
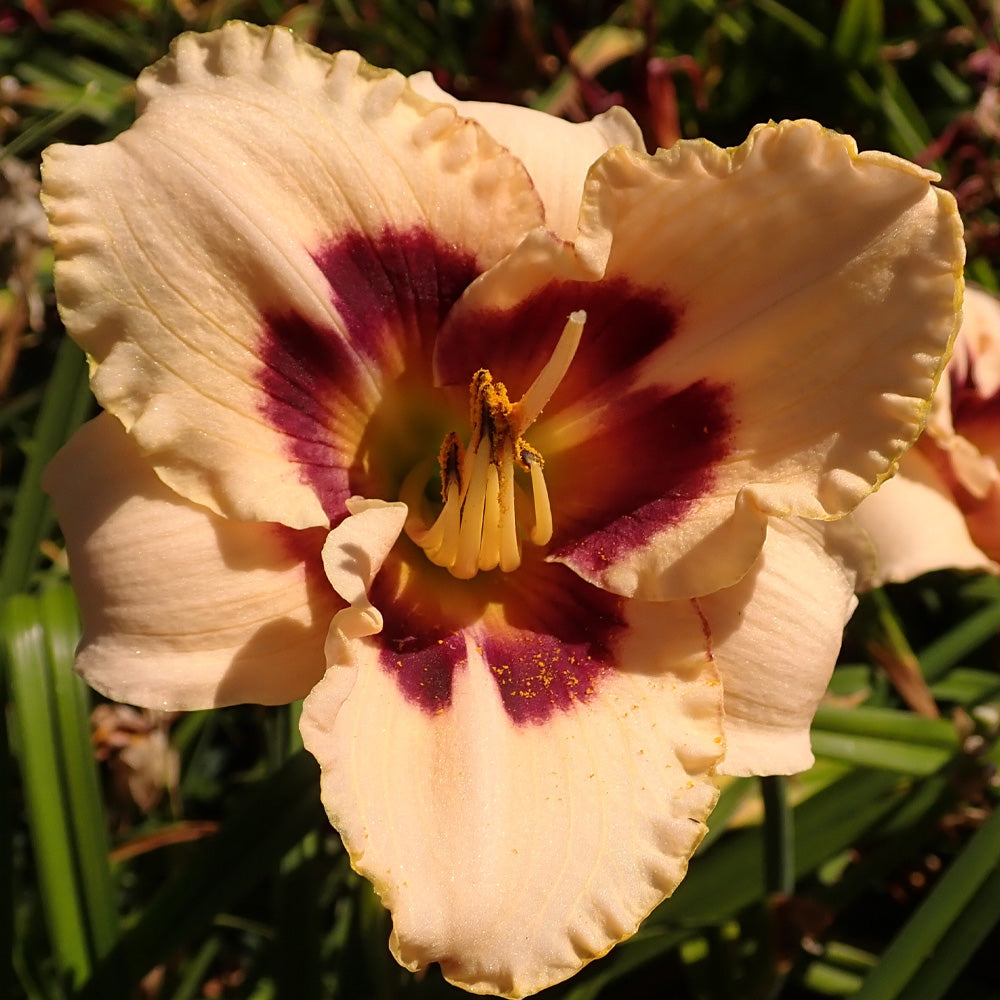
[855,284,1000,586]
[42,22,963,998]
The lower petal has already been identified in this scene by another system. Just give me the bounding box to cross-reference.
[703,517,865,777]
[43,414,337,709]
[300,559,722,997]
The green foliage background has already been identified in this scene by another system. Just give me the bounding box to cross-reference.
[1,2,999,998]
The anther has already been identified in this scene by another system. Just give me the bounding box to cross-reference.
[404,310,585,578]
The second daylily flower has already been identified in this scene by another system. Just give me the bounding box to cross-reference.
[42,22,963,998]
[856,284,1000,584]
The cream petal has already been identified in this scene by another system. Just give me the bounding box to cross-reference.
[853,447,996,585]
[300,568,722,997]
[704,517,865,777]
[440,119,963,600]
[408,71,645,241]
[43,414,337,709]
[42,23,544,529]
[322,497,407,640]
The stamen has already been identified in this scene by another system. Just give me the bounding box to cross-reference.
[401,438,462,564]
[400,458,439,544]
[498,442,520,572]
[452,439,491,579]
[404,309,585,578]
[424,478,462,567]
[478,463,502,571]
[525,450,553,546]
[511,310,586,431]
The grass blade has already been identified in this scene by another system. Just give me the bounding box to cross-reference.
[851,803,1000,1000]
[4,595,91,987]
[76,751,322,999]
[897,863,1000,1000]
[919,595,1000,683]
[809,733,952,775]
[812,706,958,748]
[38,586,118,961]
[0,336,91,600]
[657,770,903,928]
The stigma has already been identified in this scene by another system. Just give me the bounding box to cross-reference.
[403,310,586,579]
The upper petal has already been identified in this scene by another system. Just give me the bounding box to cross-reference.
[407,71,645,241]
[705,516,866,776]
[43,413,337,709]
[42,23,544,529]
[437,120,963,599]
[300,549,722,997]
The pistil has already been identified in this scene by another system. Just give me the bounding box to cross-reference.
[403,310,586,579]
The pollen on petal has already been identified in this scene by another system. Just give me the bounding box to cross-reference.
[478,561,626,725]
[366,551,625,725]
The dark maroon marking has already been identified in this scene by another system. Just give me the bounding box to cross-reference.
[433,273,730,573]
[258,227,480,519]
[434,277,682,413]
[479,559,626,725]
[368,548,624,725]
[312,228,480,363]
[548,380,733,574]
[258,310,362,518]
[690,597,714,663]
[368,549,471,714]
[381,632,466,713]
[953,389,1000,434]
[949,344,973,398]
